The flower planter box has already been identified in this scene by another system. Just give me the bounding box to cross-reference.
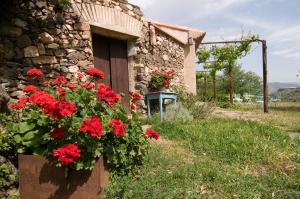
[18,155,109,199]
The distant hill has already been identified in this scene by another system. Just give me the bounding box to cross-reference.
[269,82,300,94]
[271,87,300,102]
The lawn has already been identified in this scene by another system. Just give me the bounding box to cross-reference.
[228,102,300,132]
[105,117,300,198]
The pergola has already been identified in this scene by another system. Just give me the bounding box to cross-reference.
[199,40,269,113]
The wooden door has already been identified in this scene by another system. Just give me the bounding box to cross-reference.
[92,35,130,111]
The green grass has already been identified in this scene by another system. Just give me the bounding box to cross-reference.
[105,118,300,198]
[231,102,300,132]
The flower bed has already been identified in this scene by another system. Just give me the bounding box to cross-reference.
[8,67,159,173]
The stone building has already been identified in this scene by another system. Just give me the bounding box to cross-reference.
[0,0,205,110]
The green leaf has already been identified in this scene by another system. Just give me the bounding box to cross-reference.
[13,135,22,143]
[19,122,35,134]
[23,130,39,141]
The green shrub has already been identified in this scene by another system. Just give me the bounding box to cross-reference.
[164,102,193,122]
[173,86,214,119]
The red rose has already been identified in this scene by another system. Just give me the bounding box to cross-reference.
[109,118,126,136]
[67,83,75,90]
[97,83,120,107]
[53,76,67,85]
[56,87,66,98]
[50,128,65,139]
[23,85,39,93]
[129,91,141,101]
[27,68,44,77]
[80,116,103,137]
[81,82,94,90]
[146,129,160,140]
[87,68,105,79]
[53,144,80,165]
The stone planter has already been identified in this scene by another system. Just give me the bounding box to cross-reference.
[18,155,109,199]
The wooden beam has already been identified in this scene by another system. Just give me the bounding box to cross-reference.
[262,40,269,113]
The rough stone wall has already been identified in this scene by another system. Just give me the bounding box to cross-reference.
[0,0,186,112]
[133,27,185,96]
[0,0,94,99]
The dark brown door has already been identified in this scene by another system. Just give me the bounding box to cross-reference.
[92,35,130,111]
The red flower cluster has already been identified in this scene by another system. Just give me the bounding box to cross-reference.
[77,72,85,79]
[97,83,120,107]
[53,76,67,85]
[163,69,176,79]
[87,68,105,79]
[23,85,39,93]
[146,129,159,140]
[9,97,28,109]
[29,91,76,120]
[129,91,141,101]
[163,79,170,86]
[43,101,76,120]
[80,116,103,137]
[56,87,66,98]
[29,91,57,107]
[109,119,126,136]
[53,144,80,165]
[130,104,137,111]
[27,68,44,77]
[81,82,94,90]
[67,83,75,90]
[43,80,51,86]
[50,128,65,139]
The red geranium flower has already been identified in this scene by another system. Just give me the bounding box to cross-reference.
[146,129,160,140]
[56,87,66,98]
[43,101,76,120]
[9,97,28,109]
[129,91,141,101]
[43,80,51,86]
[109,118,126,136]
[29,91,57,107]
[163,79,170,86]
[81,82,94,90]
[77,72,85,79]
[27,68,44,77]
[97,83,120,107]
[53,144,80,165]
[67,83,75,90]
[87,68,105,79]
[131,104,137,112]
[23,85,39,93]
[53,76,67,85]
[50,128,65,139]
[80,116,103,137]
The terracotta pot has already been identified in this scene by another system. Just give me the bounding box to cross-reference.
[150,86,166,92]
[18,155,109,199]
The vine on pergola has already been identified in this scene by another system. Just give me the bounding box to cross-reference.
[197,34,259,103]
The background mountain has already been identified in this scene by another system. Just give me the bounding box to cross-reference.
[268,82,300,94]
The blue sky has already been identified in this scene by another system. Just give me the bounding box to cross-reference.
[129,0,300,83]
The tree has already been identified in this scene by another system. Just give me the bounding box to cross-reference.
[197,33,259,104]
[220,64,262,97]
